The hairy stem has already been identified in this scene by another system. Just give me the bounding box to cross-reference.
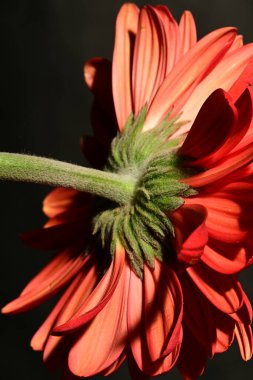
[0,153,136,204]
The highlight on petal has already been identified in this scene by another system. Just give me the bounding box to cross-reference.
[179,10,197,55]
[112,3,139,130]
[132,6,167,115]
[144,26,236,130]
[153,6,180,75]
[43,188,87,219]
[176,43,253,136]
[213,308,235,354]
[235,322,253,361]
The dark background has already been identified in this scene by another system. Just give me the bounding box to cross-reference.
[1,0,253,379]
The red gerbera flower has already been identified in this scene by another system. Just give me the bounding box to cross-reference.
[2,3,253,380]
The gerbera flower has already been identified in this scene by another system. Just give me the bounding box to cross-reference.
[2,3,253,380]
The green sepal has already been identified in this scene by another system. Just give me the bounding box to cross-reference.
[92,106,197,277]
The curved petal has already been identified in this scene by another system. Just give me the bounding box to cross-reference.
[128,263,182,376]
[132,6,167,115]
[229,55,253,100]
[144,262,183,361]
[230,288,252,325]
[84,57,118,151]
[101,350,126,376]
[128,351,150,380]
[181,88,252,168]
[154,6,180,75]
[187,262,243,314]
[68,256,130,376]
[179,10,197,55]
[180,89,238,163]
[43,188,87,219]
[185,141,253,188]
[181,273,216,357]
[202,241,251,274]
[186,195,251,244]
[144,27,236,130]
[171,204,208,266]
[31,272,84,351]
[31,259,98,351]
[52,246,126,334]
[2,251,86,314]
[112,3,139,130]
[84,58,112,104]
[235,322,253,361]
[176,43,253,137]
[215,310,235,353]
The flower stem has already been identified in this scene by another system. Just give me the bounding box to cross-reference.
[0,153,136,204]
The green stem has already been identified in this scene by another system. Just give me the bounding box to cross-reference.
[0,153,136,204]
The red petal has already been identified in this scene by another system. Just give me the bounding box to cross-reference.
[84,57,118,151]
[144,27,236,130]
[180,89,238,164]
[84,58,112,106]
[101,350,126,376]
[187,262,243,314]
[68,256,129,376]
[2,251,85,314]
[235,322,253,361]
[112,3,139,130]
[43,188,87,219]
[171,204,208,266]
[176,43,253,138]
[128,351,150,380]
[200,88,252,167]
[214,308,235,353]
[202,240,251,274]
[31,272,83,351]
[44,335,71,371]
[132,6,167,115]
[52,246,126,334]
[186,193,252,244]
[31,259,98,351]
[154,6,180,75]
[128,264,182,376]
[230,288,252,325]
[181,273,216,357]
[229,55,253,100]
[144,262,183,361]
[179,11,197,56]
[185,142,253,188]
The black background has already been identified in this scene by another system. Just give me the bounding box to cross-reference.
[1,0,253,379]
